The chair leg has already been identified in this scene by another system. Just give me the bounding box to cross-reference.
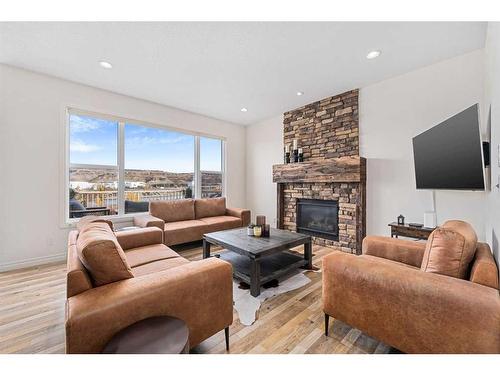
[224,327,230,351]
[324,314,330,336]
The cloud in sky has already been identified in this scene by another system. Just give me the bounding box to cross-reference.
[70,115,113,133]
[125,135,192,149]
[70,139,102,153]
[127,126,148,135]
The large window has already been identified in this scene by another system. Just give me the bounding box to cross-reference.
[67,110,225,220]
[69,114,118,218]
[200,137,223,198]
[124,123,195,213]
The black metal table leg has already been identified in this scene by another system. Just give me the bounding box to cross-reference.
[202,239,211,259]
[324,314,330,336]
[250,258,261,297]
[304,239,313,270]
[224,327,230,351]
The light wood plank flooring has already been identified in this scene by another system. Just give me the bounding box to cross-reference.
[0,244,393,354]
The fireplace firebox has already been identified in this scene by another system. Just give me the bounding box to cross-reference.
[296,199,339,241]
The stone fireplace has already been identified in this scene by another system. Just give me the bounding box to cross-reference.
[272,89,366,254]
[296,199,339,241]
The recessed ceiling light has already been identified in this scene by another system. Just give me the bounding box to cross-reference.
[99,61,113,69]
[366,50,381,60]
[296,91,304,96]
[240,107,248,112]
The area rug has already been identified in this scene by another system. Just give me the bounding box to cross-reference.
[232,271,312,326]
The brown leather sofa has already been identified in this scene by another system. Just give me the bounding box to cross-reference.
[134,197,250,246]
[322,220,500,354]
[65,219,233,353]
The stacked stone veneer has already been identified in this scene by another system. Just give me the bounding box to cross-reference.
[279,89,364,254]
[283,89,359,161]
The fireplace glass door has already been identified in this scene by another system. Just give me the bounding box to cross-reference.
[296,199,339,241]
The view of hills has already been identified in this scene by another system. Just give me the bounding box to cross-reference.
[70,167,222,189]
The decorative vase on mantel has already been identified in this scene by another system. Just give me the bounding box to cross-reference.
[284,144,291,164]
[298,148,304,162]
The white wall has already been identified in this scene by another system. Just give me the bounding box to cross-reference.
[360,49,487,239]
[0,64,246,270]
[246,50,487,240]
[245,115,283,226]
[483,22,500,270]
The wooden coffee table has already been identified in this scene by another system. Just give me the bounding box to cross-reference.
[203,228,312,297]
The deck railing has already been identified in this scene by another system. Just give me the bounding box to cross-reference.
[74,185,222,213]
[76,189,187,211]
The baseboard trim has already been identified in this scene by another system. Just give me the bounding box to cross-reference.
[0,252,66,272]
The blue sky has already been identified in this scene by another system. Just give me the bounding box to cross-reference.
[70,114,222,172]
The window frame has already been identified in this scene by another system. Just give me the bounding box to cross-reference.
[198,134,225,199]
[63,107,226,225]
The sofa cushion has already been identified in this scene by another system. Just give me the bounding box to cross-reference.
[76,215,114,232]
[124,244,181,268]
[195,197,226,219]
[76,222,134,286]
[421,220,478,279]
[361,254,420,270]
[164,220,209,246]
[362,235,426,268]
[150,199,195,223]
[199,215,242,233]
[67,230,93,298]
[115,227,163,250]
[131,257,190,277]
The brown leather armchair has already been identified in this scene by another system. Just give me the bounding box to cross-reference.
[322,221,500,354]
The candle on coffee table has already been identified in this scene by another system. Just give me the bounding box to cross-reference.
[256,215,266,226]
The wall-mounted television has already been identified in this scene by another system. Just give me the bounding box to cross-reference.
[412,104,485,190]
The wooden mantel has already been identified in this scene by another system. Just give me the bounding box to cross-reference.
[272,156,366,183]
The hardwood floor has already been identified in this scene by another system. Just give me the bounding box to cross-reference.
[0,244,392,354]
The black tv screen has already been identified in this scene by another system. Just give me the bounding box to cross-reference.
[412,104,485,190]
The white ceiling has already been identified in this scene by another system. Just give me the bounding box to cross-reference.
[0,22,487,125]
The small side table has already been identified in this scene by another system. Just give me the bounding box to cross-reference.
[388,222,435,240]
[102,316,189,354]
